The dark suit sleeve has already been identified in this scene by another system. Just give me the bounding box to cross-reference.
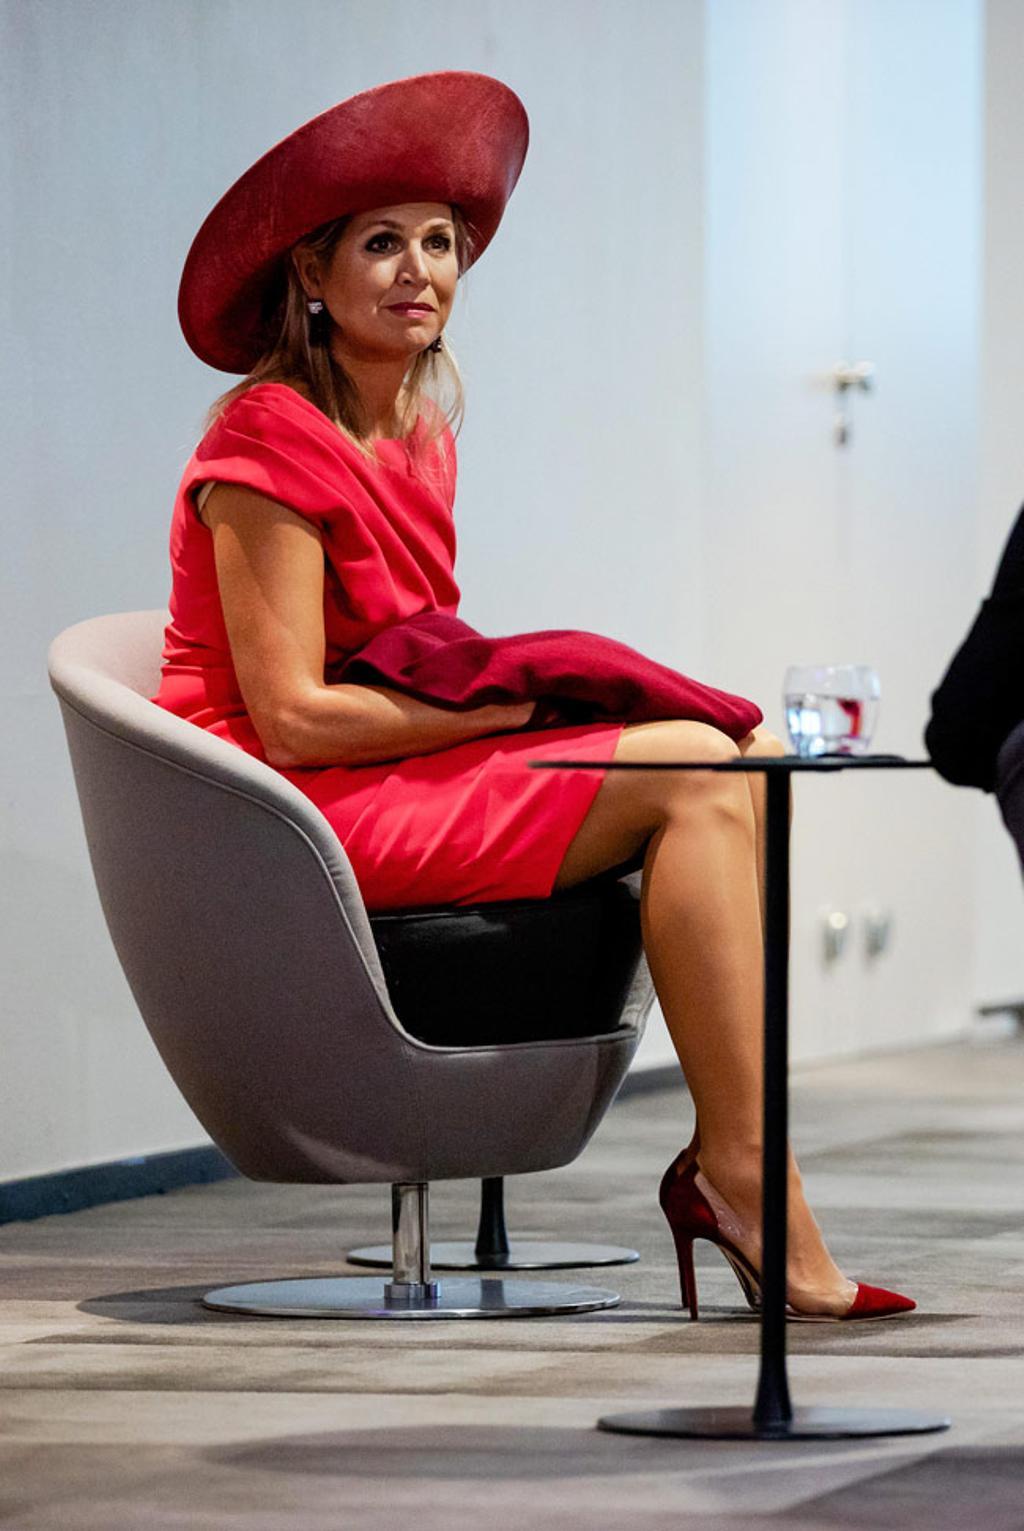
[924,504,1024,792]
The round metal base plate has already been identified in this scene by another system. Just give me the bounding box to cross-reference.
[598,1406,952,1440]
[203,1275,620,1319]
[345,1240,640,1271]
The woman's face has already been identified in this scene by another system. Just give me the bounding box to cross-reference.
[299,202,458,361]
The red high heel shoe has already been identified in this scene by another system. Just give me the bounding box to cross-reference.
[658,1152,916,1323]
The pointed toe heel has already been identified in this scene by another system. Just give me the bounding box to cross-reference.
[845,1282,917,1319]
[658,1154,917,1323]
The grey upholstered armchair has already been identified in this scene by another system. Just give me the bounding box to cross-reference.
[49,611,656,1319]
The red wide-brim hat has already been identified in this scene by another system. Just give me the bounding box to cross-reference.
[178,70,529,374]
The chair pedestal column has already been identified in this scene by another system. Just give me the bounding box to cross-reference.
[383,1183,439,1304]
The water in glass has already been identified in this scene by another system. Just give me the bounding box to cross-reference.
[783,665,880,758]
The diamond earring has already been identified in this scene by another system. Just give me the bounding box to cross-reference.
[306,299,324,315]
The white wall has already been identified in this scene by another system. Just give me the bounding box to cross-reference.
[0,0,704,1174]
[701,0,985,1067]
[4,0,1015,1180]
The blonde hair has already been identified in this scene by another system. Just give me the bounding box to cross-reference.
[203,206,476,475]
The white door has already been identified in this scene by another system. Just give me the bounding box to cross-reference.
[704,0,983,1061]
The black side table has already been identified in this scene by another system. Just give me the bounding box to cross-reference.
[531,752,950,1440]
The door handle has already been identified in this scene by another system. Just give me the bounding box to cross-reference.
[832,361,875,393]
[831,362,875,445]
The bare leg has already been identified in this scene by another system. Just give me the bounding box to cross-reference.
[737,723,794,935]
[553,719,853,1309]
[666,723,792,1171]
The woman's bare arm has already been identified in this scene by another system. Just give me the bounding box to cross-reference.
[202,484,534,768]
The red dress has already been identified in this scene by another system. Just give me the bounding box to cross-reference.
[152,383,625,911]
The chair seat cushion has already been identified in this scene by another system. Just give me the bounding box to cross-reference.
[368,871,644,1046]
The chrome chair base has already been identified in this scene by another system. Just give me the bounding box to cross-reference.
[202,1275,620,1319]
[345,1240,639,1271]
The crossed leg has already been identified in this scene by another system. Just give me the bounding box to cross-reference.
[553,720,785,924]
[550,718,852,1310]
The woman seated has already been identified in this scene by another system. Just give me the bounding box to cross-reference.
[154,70,913,1322]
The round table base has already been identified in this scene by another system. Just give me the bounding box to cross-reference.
[598,1406,952,1441]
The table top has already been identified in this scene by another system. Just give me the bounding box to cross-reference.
[529,754,934,774]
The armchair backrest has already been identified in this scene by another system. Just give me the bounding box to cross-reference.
[48,611,427,1183]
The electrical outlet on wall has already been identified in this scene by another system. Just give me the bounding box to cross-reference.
[860,905,894,960]
[820,908,850,964]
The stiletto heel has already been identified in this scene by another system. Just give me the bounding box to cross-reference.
[658,1153,916,1323]
[658,1147,713,1321]
[673,1230,699,1319]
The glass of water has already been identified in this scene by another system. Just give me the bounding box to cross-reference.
[783,664,880,758]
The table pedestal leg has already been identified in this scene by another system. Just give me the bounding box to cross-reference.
[752,767,793,1433]
[598,766,950,1441]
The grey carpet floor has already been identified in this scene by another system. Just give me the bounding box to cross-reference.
[2,1035,1024,1529]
